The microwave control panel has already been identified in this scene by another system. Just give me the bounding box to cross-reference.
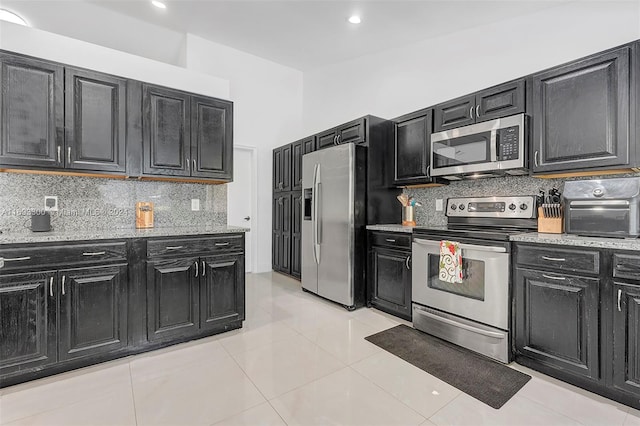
[497,126,519,160]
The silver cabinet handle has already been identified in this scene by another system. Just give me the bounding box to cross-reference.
[406,255,411,270]
[534,150,539,167]
[195,261,199,277]
[542,274,566,281]
[385,239,396,243]
[617,289,622,312]
[337,134,341,144]
[193,159,196,171]
[165,246,184,250]
[426,165,430,177]
[67,147,71,164]
[469,106,474,119]
[49,276,54,297]
[57,145,61,163]
[476,105,480,118]
[202,260,205,276]
[4,256,31,262]
[541,256,566,262]
[62,275,66,295]
[215,242,230,246]
[83,251,106,256]
[333,135,338,145]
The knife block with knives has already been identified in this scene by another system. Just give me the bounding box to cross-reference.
[537,188,563,234]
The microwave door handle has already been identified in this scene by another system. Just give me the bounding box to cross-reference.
[490,129,498,162]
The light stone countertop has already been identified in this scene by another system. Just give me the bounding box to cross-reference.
[366,224,415,234]
[0,225,249,245]
[510,232,640,251]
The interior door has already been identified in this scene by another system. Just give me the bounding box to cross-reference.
[227,147,254,271]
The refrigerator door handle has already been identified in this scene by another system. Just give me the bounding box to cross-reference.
[313,163,321,264]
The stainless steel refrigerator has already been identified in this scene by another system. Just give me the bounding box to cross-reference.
[301,143,367,310]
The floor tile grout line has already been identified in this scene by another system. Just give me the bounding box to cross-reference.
[516,391,620,426]
[127,361,140,426]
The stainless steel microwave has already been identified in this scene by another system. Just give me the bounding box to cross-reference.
[430,114,528,179]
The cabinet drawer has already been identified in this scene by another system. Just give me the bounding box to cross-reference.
[147,234,244,257]
[370,232,411,249]
[0,242,127,271]
[613,253,640,281]
[515,245,599,274]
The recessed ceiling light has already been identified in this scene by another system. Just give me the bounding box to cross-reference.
[0,9,29,26]
[348,15,361,24]
[151,1,167,10]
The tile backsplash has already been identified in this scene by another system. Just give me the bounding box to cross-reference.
[404,173,640,227]
[0,173,227,234]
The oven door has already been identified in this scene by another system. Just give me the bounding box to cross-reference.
[411,238,510,330]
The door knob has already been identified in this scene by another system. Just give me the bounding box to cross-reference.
[244,216,250,221]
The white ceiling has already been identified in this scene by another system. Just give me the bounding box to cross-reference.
[1,0,601,71]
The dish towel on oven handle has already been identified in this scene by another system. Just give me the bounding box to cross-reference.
[439,240,463,284]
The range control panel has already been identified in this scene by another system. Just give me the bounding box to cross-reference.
[447,196,536,219]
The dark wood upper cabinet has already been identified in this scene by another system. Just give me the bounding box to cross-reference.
[531,46,631,173]
[0,53,64,169]
[303,137,316,154]
[291,140,303,191]
[142,85,191,177]
[65,68,126,172]
[393,109,433,186]
[58,264,128,361]
[273,147,283,192]
[190,96,233,180]
[272,144,292,192]
[316,118,366,150]
[434,80,526,132]
[317,130,337,150]
[0,271,58,377]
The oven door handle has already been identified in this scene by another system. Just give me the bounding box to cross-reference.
[416,309,506,339]
[413,238,507,253]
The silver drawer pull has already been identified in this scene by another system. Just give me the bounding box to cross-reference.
[617,289,622,312]
[62,275,66,295]
[4,256,31,262]
[541,256,566,262]
[385,239,396,243]
[165,246,184,250]
[202,260,206,276]
[542,274,566,281]
[83,251,106,256]
[215,242,230,247]
[406,255,411,270]
[49,277,54,297]
[195,261,199,277]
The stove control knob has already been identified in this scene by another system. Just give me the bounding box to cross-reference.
[509,203,517,211]
[520,203,528,210]
[458,204,465,211]
[450,204,457,210]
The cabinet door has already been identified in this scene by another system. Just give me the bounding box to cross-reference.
[369,247,412,320]
[316,129,338,150]
[532,47,630,173]
[58,264,128,361]
[292,140,304,191]
[612,282,640,395]
[0,271,57,376]
[146,257,199,342]
[337,118,366,145]
[191,96,233,180]
[291,192,302,279]
[281,193,292,274]
[0,54,63,169]
[272,195,283,271]
[393,111,431,185]
[514,268,600,381]
[273,147,283,192]
[200,254,245,331]
[303,137,316,154]
[281,144,292,192]
[433,95,475,132]
[142,85,191,176]
[65,68,127,173]
[475,80,525,122]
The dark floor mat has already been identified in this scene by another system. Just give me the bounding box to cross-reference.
[365,324,531,409]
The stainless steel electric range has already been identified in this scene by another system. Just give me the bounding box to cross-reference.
[411,195,537,363]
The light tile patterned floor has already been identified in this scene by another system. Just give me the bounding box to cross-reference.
[1,272,639,426]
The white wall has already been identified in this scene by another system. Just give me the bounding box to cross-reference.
[302,1,640,134]
[0,23,229,99]
[184,34,304,273]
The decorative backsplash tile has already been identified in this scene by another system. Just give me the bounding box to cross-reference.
[404,173,640,227]
[0,173,227,234]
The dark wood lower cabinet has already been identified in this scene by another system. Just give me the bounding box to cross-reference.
[612,282,640,395]
[58,264,128,361]
[146,257,199,342]
[201,255,245,330]
[369,247,412,321]
[0,271,57,377]
[514,268,600,381]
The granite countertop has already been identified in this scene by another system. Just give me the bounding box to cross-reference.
[510,232,640,251]
[0,225,249,245]
[366,224,415,234]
